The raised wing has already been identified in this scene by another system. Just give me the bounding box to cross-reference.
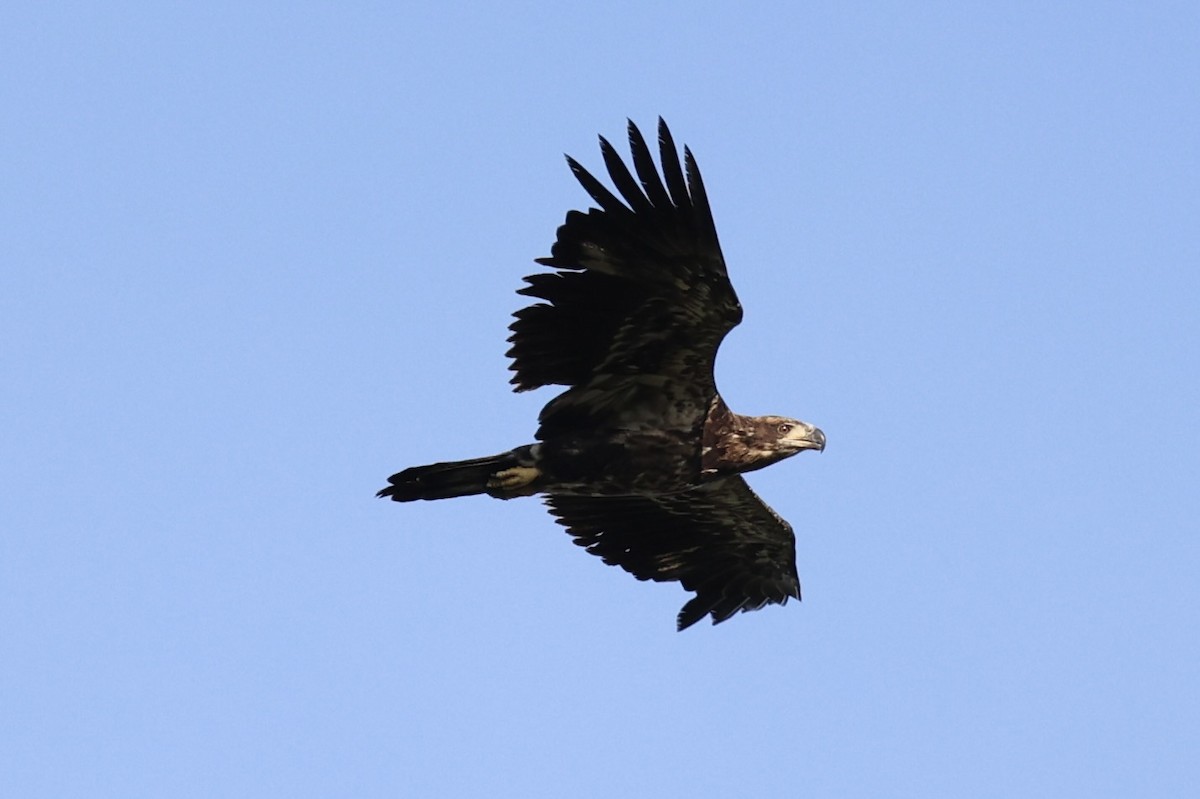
[506,119,743,399]
[546,477,801,631]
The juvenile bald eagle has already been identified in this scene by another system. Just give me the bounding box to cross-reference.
[379,119,825,630]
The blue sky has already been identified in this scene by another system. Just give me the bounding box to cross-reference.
[3,2,1198,796]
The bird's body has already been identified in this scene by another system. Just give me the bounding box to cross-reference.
[380,119,825,630]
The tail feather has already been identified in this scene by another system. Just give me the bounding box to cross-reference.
[377,452,518,502]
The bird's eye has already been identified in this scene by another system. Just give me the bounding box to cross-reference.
[778,423,793,435]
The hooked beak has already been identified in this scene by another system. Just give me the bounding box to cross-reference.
[789,424,826,453]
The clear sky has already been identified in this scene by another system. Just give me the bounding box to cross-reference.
[3,3,1198,797]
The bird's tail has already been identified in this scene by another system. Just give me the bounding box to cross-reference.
[377,452,520,502]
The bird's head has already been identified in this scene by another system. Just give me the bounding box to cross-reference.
[741,415,826,469]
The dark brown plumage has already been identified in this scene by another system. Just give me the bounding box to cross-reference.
[379,119,825,630]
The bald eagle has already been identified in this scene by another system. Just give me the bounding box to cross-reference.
[379,119,825,630]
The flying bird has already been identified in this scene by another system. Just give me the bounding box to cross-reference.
[379,119,825,630]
